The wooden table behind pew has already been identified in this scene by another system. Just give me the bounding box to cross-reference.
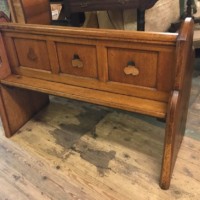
[51,0,158,30]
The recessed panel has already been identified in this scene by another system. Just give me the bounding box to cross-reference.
[57,43,98,79]
[108,48,158,88]
[14,38,51,71]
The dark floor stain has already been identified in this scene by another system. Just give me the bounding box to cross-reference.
[80,149,116,176]
[171,185,193,199]
[174,190,181,195]
[13,174,20,181]
[115,158,139,176]
[48,107,109,154]
[124,137,131,142]
[59,107,108,135]
[123,153,130,159]
[45,148,63,158]
[183,167,193,178]
[191,154,197,160]
[71,144,116,176]
[91,127,98,139]
[56,165,61,170]
[42,176,48,180]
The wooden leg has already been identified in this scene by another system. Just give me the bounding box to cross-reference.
[160,88,191,189]
[137,9,145,31]
[187,0,192,17]
[160,59,193,189]
[160,91,180,189]
[0,85,49,138]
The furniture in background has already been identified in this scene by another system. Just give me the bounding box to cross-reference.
[50,0,85,27]
[8,0,180,31]
[186,0,197,18]
[7,0,52,24]
[0,18,194,189]
[170,0,198,31]
[50,0,158,30]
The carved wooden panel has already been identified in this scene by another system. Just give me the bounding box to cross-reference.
[14,38,51,71]
[57,43,98,78]
[108,48,158,88]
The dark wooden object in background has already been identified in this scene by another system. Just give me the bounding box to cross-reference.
[7,0,52,24]
[187,0,193,17]
[170,0,197,32]
[51,0,158,30]
[8,0,158,29]
[0,18,194,189]
[187,0,200,24]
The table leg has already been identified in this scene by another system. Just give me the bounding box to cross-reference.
[187,0,192,17]
[137,9,145,31]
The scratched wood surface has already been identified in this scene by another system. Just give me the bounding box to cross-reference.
[0,71,200,199]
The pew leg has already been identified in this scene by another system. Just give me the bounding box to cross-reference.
[159,91,180,189]
[160,81,192,189]
[160,46,193,189]
[0,85,49,138]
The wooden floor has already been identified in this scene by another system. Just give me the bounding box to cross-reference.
[0,68,200,199]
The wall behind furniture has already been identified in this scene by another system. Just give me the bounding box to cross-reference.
[0,0,9,16]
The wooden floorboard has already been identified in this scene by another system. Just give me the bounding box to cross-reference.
[0,75,200,200]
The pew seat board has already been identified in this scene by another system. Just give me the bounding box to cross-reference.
[1,75,167,118]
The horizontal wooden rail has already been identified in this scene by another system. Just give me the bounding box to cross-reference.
[1,75,167,118]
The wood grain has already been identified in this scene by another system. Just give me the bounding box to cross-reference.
[0,85,49,137]
[160,18,194,189]
[1,75,167,118]
[0,33,11,80]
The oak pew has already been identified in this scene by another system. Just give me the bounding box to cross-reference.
[0,18,194,189]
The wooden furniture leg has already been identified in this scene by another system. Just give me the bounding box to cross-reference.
[160,76,193,189]
[0,86,49,138]
[160,91,182,189]
[137,9,145,31]
[0,32,49,138]
[160,19,194,189]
